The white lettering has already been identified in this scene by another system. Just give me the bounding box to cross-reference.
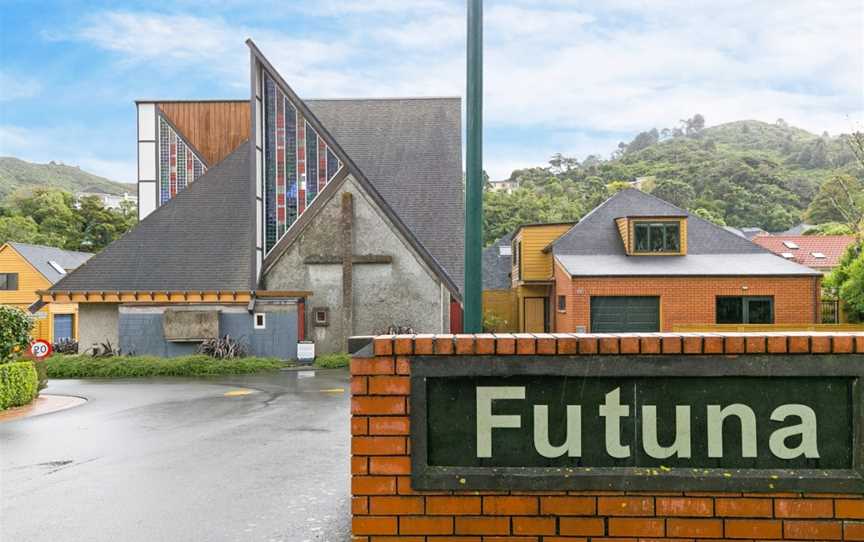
[769,404,820,459]
[642,405,692,459]
[707,404,758,458]
[599,387,630,458]
[476,386,525,458]
[533,405,582,458]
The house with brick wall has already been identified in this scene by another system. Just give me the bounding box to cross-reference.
[509,189,822,333]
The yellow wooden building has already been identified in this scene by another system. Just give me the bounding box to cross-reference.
[0,243,92,343]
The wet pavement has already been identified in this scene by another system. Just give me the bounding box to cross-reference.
[0,369,351,542]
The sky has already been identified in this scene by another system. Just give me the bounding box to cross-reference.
[0,0,862,183]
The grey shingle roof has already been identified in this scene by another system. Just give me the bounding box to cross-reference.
[51,143,254,292]
[52,98,465,293]
[482,234,512,290]
[308,98,464,291]
[9,243,92,284]
[551,189,819,276]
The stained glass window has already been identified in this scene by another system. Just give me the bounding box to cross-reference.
[157,116,207,205]
[262,73,343,254]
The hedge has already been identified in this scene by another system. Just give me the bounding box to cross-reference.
[0,361,39,410]
[46,355,285,378]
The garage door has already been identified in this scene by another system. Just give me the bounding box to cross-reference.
[590,296,659,332]
[53,314,74,342]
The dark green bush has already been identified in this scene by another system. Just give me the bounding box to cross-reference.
[46,355,284,378]
[0,306,34,362]
[314,352,350,368]
[0,361,38,410]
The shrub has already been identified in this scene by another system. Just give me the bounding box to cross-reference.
[0,361,38,409]
[33,359,48,391]
[45,355,284,378]
[197,335,248,359]
[53,338,79,355]
[314,352,350,368]
[0,306,34,362]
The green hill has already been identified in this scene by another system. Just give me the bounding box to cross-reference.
[0,157,133,202]
[486,119,861,242]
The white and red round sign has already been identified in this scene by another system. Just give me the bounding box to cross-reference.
[29,340,53,359]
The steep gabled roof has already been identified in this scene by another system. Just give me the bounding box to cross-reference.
[551,189,820,277]
[482,234,512,290]
[51,143,254,292]
[752,235,857,269]
[6,243,92,284]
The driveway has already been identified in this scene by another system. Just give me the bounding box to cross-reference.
[0,369,351,542]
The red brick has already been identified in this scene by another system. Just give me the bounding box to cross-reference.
[598,497,654,516]
[620,336,640,354]
[369,417,410,435]
[369,496,424,515]
[513,517,556,535]
[373,337,394,356]
[846,521,864,540]
[352,476,397,495]
[656,497,713,517]
[683,336,703,354]
[352,396,405,415]
[352,417,369,435]
[599,336,620,354]
[368,376,410,395]
[608,518,664,537]
[640,336,661,354]
[353,496,369,515]
[395,357,410,375]
[783,519,842,539]
[544,538,590,542]
[476,334,496,354]
[426,496,482,515]
[414,335,434,355]
[715,498,773,517]
[540,496,596,515]
[558,336,578,354]
[516,335,536,355]
[353,516,397,535]
[662,336,682,354]
[352,436,406,456]
[455,335,475,354]
[484,496,539,515]
[352,357,395,375]
[435,335,455,354]
[352,456,368,474]
[833,335,854,353]
[811,334,831,353]
[352,376,368,395]
[788,335,810,353]
[559,517,606,536]
[399,516,453,535]
[369,457,411,475]
[703,335,723,354]
[394,336,413,355]
[723,519,781,539]
[536,335,557,355]
[455,516,511,535]
[723,335,745,354]
[744,336,765,353]
[857,335,864,353]
[495,334,516,354]
[579,337,598,354]
[766,335,787,353]
[667,519,723,538]
[836,499,864,519]
[774,498,833,518]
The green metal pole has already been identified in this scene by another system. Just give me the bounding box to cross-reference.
[464,0,483,332]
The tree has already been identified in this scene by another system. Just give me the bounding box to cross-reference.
[805,174,863,230]
[626,129,659,154]
[693,207,726,226]
[0,306,34,362]
[651,179,696,208]
[825,241,864,322]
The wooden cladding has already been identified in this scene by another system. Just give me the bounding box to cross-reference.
[511,223,574,284]
[157,101,250,166]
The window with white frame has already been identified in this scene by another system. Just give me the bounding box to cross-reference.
[254,313,266,329]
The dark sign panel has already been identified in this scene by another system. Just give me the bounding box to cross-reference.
[410,356,864,492]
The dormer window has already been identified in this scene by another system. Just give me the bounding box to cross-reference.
[633,221,681,253]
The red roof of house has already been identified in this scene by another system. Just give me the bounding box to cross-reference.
[751,235,857,269]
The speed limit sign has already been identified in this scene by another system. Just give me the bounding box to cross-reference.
[30,340,52,359]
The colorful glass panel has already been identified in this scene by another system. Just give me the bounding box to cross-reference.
[157,116,206,206]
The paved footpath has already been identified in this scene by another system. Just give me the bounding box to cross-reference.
[0,369,351,542]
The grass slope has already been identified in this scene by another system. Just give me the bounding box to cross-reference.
[0,157,133,202]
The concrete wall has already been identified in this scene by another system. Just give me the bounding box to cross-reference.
[117,304,298,359]
[265,176,448,354]
[78,304,120,353]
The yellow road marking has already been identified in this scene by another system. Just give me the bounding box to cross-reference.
[319,388,345,393]
[224,389,253,397]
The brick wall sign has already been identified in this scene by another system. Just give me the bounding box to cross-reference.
[411,355,864,493]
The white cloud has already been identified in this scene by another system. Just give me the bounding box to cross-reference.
[0,71,42,102]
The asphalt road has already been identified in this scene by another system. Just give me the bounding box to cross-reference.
[0,369,351,542]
